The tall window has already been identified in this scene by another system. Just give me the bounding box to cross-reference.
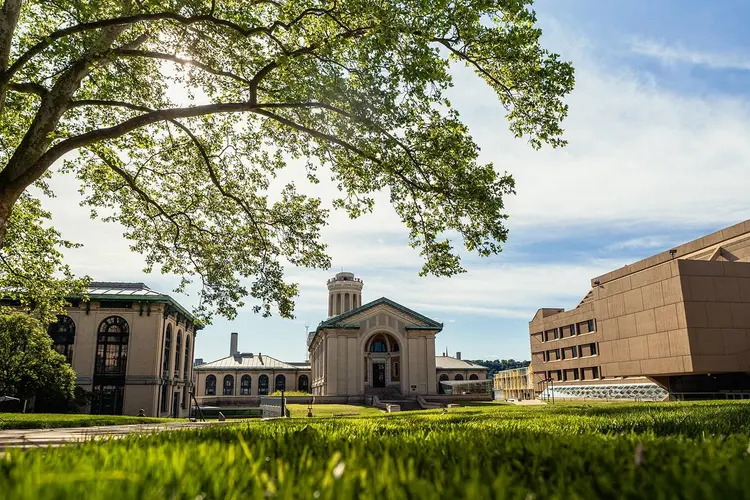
[48,315,75,364]
[162,325,172,376]
[259,375,269,395]
[240,375,252,395]
[223,375,234,396]
[205,375,216,395]
[183,336,191,380]
[174,331,182,378]
[275,374,286,392]
[298,375,309,393]
[95,316,129,376]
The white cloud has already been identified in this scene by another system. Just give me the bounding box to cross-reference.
[629,37,750,70]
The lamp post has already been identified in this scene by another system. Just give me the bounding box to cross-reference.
[543,378,555,404]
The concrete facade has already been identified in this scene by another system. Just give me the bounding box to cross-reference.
[46,282,199,417]
[530,219,750,399]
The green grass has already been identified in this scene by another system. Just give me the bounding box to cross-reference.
[286,403,383,418]
[2,401,750,499]
[0,413,173,430]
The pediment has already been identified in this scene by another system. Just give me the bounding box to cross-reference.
[320,297,441,330]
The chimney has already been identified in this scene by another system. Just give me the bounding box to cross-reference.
[456,351,461,360]
[230,332,238,356]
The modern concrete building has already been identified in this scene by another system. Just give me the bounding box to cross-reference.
[493,365,535,401]
[45,282,200,416]
[308,272,486,397]
[530,219,750,400]
[193,332,311,405]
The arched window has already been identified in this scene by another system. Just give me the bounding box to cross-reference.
[205,375,216,395]
[259,375,269,395]
[455,374,464,381]
[470,374,479,380]
[438,373,449,395]
[48,315,75,364]
[298,375,309,393]
[391,341,399,352]
[275,374,286,392]
[240,375,252,395]
[183,336,191,380]
[174,330,182,378]
[162,325,172,376]
[223,375,235,396]
[369,335,387,353]
[95,316,129,375]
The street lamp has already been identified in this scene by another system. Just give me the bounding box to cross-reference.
[543,378,555,404]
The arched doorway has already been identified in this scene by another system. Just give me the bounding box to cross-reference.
[365,333,401,392]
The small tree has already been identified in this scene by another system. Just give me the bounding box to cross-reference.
[0,311,76,404]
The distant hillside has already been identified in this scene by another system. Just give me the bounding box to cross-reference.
[469,359,530,380]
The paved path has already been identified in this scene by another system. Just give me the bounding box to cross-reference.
[0,421,233,453]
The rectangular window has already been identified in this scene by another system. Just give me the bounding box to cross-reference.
[161,385,168,412]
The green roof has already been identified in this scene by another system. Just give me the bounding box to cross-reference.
[79,282,200,325]
[308,297,443,350]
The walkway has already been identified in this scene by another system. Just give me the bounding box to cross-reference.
[0,421,232,453]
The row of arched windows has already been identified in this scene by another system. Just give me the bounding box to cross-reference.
[439,373,480,381]
[47,315,193,382]
[47,314,131,375]
[205,374,310,396]
[161,324,192,380]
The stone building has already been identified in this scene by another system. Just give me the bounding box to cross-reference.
[435,351,488,391]
[45,282,199,416]
[493,365,535,401]
[530,219,750,400]
[193,332,311,404]
[308,272,486,397]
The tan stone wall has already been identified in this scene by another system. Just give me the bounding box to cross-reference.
[194,369,312,403]
[310,307,440,396]
[62,301,195,417]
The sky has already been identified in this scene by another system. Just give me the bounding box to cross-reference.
[39,1,750,364]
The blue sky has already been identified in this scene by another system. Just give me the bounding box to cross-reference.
[44,1,750,364]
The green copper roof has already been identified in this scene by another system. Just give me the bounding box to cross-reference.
[308,297,443,350]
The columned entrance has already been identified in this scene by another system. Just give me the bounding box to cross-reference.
[364,332,402,394]
[373,363,386,387]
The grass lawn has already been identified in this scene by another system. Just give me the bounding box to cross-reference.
[2,401,750,498]
[286,403,383,418]
[0,413,173,430]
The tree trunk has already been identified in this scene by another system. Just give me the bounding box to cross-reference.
[0,0,23,115]
[0,183,21,249]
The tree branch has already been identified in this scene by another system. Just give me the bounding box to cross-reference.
[114,49,252,86]
[1,4,340,87]
[7,81,49,98]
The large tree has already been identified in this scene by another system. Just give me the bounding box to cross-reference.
[0,0,574,322]
[0,311,76,402]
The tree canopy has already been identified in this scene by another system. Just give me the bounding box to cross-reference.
[0,311,76,401]
[0,0,574,322]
